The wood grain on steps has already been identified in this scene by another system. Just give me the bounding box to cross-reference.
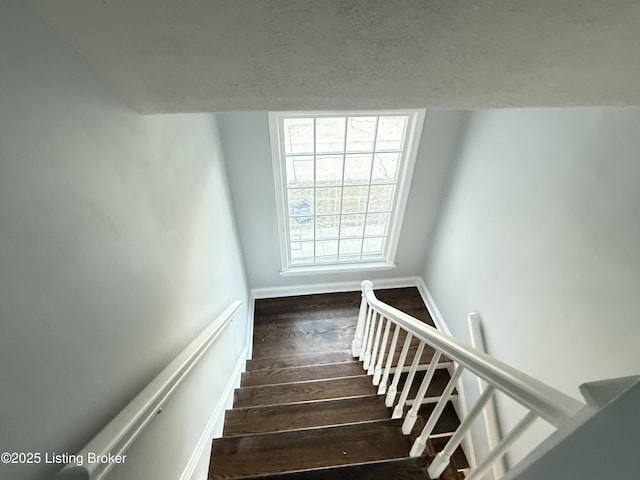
[240,361,364,387]
[245,350,357,371]
[233,368,453,408]
[248,336,451,374]
[223,396,460,437]
[241,356,451,388]
[252,288,438,358]
[209,419,414,479]
[431,436,470,471]
[254,291,361,318]
[253,288,434,325]
[252,317,356,357]
[426,439,465,480]
[233,375,375,408]
[232,457,432,480]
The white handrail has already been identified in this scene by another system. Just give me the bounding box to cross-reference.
[359,281,583,427]
[53,300,242,480]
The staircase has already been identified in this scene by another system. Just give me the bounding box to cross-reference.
[208,288,470,479]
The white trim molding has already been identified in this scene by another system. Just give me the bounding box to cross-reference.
[251,276,421,299]
[179,345,247,480]
[415,277,453,336]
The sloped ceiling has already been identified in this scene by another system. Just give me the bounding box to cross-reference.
[26,0,640,113]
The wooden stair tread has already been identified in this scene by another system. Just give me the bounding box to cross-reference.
[223,395,389,437]
[241,362,365,387]
[252,317,356,358]
[234,368,453,409]
[246,350,357,371]
[209,419,413,479]
[398,368,455,402]
[235,457,431,480]
[224,396,460,437]
[254,291,360,320]
[431,437,470,471]
[233,375,375,408]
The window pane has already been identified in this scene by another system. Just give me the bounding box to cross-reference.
[288,189,314,217]
[316,240,338,261]
[316,155,343,185]
[286,156,314,187]
[290,240,314,263]
[363,237,384,256]
[316,215,339,240]
[340,214,365,238]
[342,186,369,213]
[344,154,372,184]
[316,187,341,214]
[369,185,394,211]
[364,212,389,237]
[289,216,314,241]
[376,116,407,151]
[339,238,363,260]
[316,117,346,153]
[371,153,399,183]
[346,117,376,152]
[283,118,314,154]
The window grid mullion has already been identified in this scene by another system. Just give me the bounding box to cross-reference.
[336,117,349,260]
[361,116,380,259]
[312,119,317,263]
[287,179,397,191]
[286,148,402,158]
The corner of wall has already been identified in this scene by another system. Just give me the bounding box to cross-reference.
[416,276,480,473]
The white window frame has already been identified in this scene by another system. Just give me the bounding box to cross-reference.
[269,109,426,276]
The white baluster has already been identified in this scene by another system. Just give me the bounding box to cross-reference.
[402,351,442,434]
[373,318,392,386]
[352,283,372,357]
[463,412,538,480]
[427,385,496,478]
[363,311,378,370]
[385,332,412,407]
[378,324,400,395]
[410,364,465,457]
[368,314,385,376]
[359,306,373,362]
[392,341,426,419]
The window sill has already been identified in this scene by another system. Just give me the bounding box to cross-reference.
[280,262,396,276]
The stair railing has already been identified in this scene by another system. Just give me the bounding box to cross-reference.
[352,281,585,480]
[53,300,242,480]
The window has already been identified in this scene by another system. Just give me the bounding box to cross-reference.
[269,110,425,275]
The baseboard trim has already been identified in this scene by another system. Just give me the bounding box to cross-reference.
[415,277,453,337]
[180,345,247,480]
[251,276,421,299]
[246,296,255,360]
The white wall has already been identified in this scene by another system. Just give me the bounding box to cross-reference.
[218,110,468,291]
[0,2,249,479]
[422,107,640,467]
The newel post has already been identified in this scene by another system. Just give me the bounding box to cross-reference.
[352,280,373,357]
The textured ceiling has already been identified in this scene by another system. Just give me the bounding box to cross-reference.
[26,0,640,113]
